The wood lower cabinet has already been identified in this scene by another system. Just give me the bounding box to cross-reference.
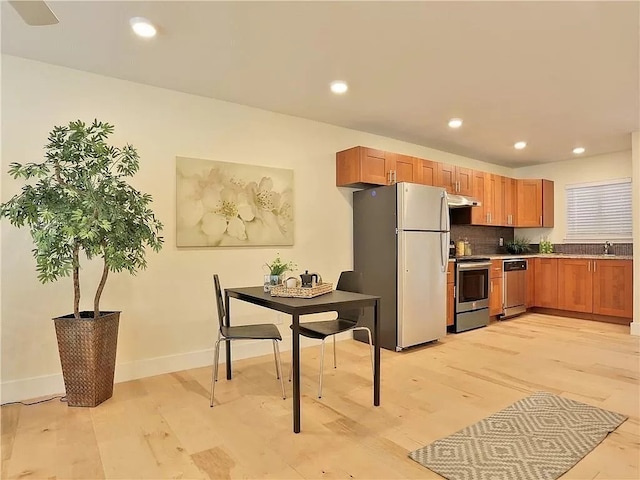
[489,259,503,316]
[517,179,554,227]
[537,258,632,320]
[558,259,593,313]
[593,260,633,318]
[525,259,535,308]
[447,262,454,326]
[534,257,558,308]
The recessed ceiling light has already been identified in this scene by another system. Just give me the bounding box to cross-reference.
[130,17,156,38]
[330,80,348,94]
[448,118,463,128]
[514,141,527,150]
[573,147,585,155]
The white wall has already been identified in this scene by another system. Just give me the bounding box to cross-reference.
[513,150,632,244]
[0,55,512,402]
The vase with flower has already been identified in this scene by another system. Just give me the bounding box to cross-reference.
[263,255,296,292]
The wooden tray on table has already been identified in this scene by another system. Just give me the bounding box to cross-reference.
[270,283,333,298]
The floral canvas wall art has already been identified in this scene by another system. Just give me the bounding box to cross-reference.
[176,156,294,246]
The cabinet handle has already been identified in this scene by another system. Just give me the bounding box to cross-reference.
[489,212,492,223]
[393,170,397,184]
[539,215,543,225]
[593,261,596,272]
[588,262,590,272]
[490,282,493,293]
[387,171,392,184]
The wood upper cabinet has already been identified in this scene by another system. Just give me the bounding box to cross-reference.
[492,175,505,227]
[336,147,390,186]
[504,177,517,226]
[471,172,504,226]
[388,152,418,183]
[534,257,558,308]
[436,163,473,195]
[525,258,535,308]
[558,259,593,313]
[447,262,454,326]
[336,147,420,186]
[416,158,437,186]
[471,171,488,224]
[516,179,554,227]
[593,259,633,318]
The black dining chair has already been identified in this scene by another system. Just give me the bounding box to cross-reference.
[289,271,374,398]
[210,274,286,407]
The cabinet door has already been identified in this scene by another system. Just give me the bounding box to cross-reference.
[490,259,503,279]
[361,148,391,185]
[504,177,517,226]
[393,154,418,183]
[489,276,503,316]
[471,170,487,225]
[516,179,542,227]
[447,262,454,326]
[593,260,633,318]
[525,259,535,308]
[417,159,437,186]
[557,259,593,313]
[456,167,474,196]
[534,257,558,308]
[436,163,456,193]
[492,175,504,226]
[447,282,455,326]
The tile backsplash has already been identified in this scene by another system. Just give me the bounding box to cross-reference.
[450,225,514,255]
[450,224,633,256]
[546,243,633,256]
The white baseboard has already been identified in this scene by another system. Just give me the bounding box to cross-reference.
[0,331,352,404]
[630,322,640,336]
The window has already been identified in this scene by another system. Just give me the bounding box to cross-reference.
[565,178,632,241]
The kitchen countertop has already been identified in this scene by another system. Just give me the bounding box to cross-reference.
[449,254,633,261]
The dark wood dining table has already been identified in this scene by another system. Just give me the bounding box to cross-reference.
[223,286,381,433]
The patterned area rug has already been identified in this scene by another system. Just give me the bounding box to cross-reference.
[409,391,627,480]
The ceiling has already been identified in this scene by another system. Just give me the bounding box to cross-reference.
[2,1,638,167]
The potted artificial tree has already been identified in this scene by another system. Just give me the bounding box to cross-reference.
[1,120,163,407]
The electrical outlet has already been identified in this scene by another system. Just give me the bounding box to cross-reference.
[499,237,504,246]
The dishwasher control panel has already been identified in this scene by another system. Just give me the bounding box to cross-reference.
[504,260,527,271]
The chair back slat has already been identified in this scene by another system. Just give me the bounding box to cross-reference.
[336,271,363,323]
[213,274,226,330]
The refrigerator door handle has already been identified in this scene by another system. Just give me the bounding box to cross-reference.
[440,191,450,232]
[440,232,448,272]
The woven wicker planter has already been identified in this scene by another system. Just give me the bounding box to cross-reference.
[53,311,120,407]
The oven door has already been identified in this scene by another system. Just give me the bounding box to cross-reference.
[456,262,490,312]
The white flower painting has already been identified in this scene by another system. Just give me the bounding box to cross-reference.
[176,157,294,246]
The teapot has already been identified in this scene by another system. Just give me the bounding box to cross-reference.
[300,270,319,288]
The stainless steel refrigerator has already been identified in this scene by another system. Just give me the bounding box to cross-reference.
[353,182,449,351]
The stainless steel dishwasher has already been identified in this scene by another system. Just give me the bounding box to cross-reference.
[503,259,527,318]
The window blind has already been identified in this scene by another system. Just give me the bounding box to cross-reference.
[566,178,632,240]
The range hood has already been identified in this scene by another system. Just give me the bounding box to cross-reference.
[447,193,482,208]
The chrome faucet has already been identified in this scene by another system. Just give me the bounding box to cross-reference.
[603,241,612,255]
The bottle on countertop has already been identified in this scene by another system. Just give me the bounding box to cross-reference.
[456,239,465,257]
[464,239,472,256]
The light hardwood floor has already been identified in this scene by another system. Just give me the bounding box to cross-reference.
[2,313,639,479]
